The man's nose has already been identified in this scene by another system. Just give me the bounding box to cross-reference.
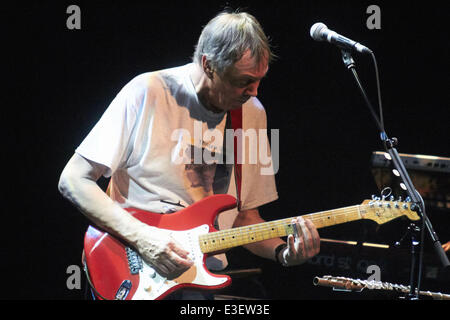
[245,81,260,97]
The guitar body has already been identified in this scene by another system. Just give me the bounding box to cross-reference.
[83,192,419,300]
[84,194,237,300]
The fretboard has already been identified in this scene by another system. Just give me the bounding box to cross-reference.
[199,205,364,254]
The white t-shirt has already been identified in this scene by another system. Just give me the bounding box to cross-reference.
[76,63,278,269]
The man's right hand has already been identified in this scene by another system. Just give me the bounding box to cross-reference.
[134,224,194,279]
[59,154,194,280]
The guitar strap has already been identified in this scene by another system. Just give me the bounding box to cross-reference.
[228,108,242,212]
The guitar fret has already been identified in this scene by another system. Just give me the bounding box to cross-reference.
[306,206,361,229]
[200,220,289,253]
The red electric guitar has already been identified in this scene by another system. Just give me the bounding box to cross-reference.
[83,194,419,300]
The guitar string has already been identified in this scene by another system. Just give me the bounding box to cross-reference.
[200,207,361,250]
[200,213,357,246]
[199,203,409,251]
[202,205,363,242]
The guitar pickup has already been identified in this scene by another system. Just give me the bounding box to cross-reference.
[125,247,143,275]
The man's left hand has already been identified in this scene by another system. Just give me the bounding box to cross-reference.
[282,217,320,266]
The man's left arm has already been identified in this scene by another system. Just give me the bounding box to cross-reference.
[233,208,320,266]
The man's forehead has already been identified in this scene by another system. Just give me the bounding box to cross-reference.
[229,50,269,78]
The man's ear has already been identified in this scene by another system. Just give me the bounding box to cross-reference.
[201,55,214,79]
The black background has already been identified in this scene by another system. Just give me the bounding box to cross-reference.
[3,0,449,300]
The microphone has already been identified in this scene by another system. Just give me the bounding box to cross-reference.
[310,22,372,54]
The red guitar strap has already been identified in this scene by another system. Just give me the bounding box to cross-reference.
[229,108,242,211]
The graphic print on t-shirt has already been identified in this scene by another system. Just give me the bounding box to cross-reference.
[181,135,231,196]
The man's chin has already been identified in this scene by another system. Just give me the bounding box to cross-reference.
[216,100,246,112]
[232,99,250,109]
[227,103,243,111]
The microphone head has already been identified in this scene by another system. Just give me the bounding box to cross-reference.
[310,22,328,41]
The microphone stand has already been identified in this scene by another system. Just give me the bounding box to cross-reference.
[340,49,450,300]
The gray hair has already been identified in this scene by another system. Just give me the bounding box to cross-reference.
[193,11,276,75]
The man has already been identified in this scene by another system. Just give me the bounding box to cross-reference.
[58,11,320,299]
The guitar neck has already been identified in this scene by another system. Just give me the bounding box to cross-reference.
[199,204,364,254]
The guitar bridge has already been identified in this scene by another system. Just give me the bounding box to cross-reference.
[125,247,143,275]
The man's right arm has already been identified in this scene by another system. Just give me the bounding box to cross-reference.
[58,153,193,278]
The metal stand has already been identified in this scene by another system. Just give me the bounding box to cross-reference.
[394,223,421,299]
[339,49,450,299]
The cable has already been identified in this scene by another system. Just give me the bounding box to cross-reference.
[369,52,385,133]
[349,67,384,133]
[415,191,427,298]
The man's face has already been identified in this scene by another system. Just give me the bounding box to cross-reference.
[207,50,269,112]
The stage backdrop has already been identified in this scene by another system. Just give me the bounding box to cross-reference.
[3,0,449,299]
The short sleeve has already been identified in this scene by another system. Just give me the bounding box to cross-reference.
[75,77,146,177]
[239,98,279,211]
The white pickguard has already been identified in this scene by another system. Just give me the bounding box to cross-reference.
[132,224,228,300]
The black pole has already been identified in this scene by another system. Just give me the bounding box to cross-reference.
[340,49,450,299]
